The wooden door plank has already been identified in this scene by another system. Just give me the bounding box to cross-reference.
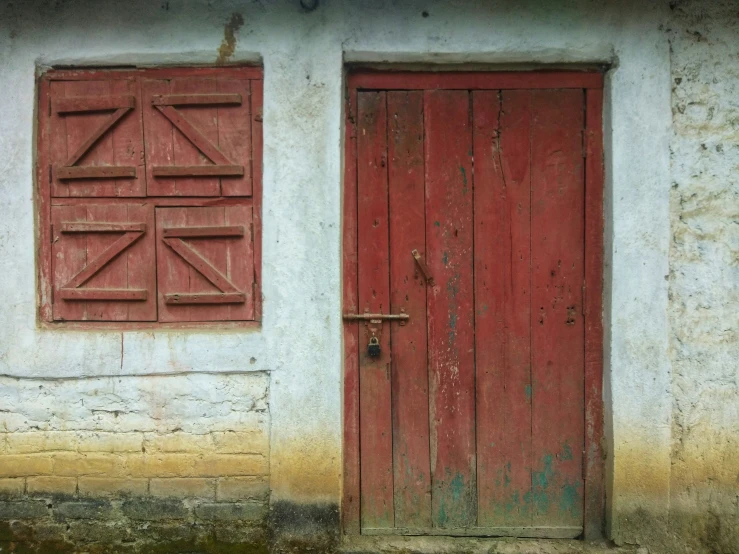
[185,207,229,321]
[81,205,136,321]
[152,165,244,177]
[61,80,114,197]
[162,237,241,294]
[156,105,233,166]
[73,205,128,320]
[424,89,476,529]
[473,90,534,528]
[151,93,242,106]
[51,79,144,198]
[170,78,221,196]
[53,94,135,113]
[342,85,361,534]
[163,226,244,238]
[51,204,155,321]
[157,207,190,321]
[55,165,137,180]
[59,288,148,301]
[49,80,70,198]
[64,107,130,166]
[530,89,586,528]
[224,204,254,320]
[583,88,605,539]
[357,91,394,529]
[387,91,432,529]
[47,66,263,81]
[66,225,140,289]
[143,79,227,197]
[60,222,146,233]
[165,292,245,304]
[143,79,177,196]
[218,78,252,196]
[250,79,263,320]
[125,203,157,321]
[52,205,87,320]
[156,206,253,322]
[348,71,603,92]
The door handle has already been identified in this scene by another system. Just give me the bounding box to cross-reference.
[412,249,434,286]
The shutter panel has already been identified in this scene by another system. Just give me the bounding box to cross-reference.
[51,204,156,321]
[49,78,145,197]
[156,206,255,322]
[142,77,253,197]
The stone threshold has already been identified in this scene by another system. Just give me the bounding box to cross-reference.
[340,535,646,554]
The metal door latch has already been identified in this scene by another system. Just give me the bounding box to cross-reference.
[343,310,409,359]
[412,249,434,286]
[342,311,410,323]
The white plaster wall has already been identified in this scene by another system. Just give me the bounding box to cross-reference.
[0,373,268,435]
[667,1,739,550]
[0,0,677,543]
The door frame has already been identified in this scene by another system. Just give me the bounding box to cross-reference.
[342,69,606,539]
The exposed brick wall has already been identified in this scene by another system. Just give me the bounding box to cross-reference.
[0,373,270,551]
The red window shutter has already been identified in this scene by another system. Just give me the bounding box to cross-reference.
[49,78,145,198]
[155,206,255,322]
[142,77,254,197]
[51,204,156,321]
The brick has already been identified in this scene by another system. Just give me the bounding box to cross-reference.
[52,453,121,476]
[54,499,113,520]
[66,520,131,543]
[217,477,269,501]
[136,522,200,543]
[4,432,77,454]
[143,432,212,453]
[27,521,67,542]
[215,524,269,545]
[78,477,148,497]
[27,476,77,495]
[194,501,267,522]
[0,455,53,477]
[0,478,25,496]
[212,431,269,454]
[125,454,196,477]
[0,500,47,519]
[193,454,268,477]
[150,478,215,499]
[121,498,188,521]
[77,432,143,453]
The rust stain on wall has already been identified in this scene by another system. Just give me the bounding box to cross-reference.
[216,12,245,65]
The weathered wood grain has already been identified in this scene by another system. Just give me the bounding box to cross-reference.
[424,89,476,529]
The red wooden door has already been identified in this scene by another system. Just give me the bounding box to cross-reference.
[344,72,604,538]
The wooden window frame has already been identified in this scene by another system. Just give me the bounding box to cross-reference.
[36,66,263,329]
[342,70,605,538]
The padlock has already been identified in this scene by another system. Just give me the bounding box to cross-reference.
[367,336,381,358]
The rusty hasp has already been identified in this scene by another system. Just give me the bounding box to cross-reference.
[411,249,434,286]
[342,311,409,322]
